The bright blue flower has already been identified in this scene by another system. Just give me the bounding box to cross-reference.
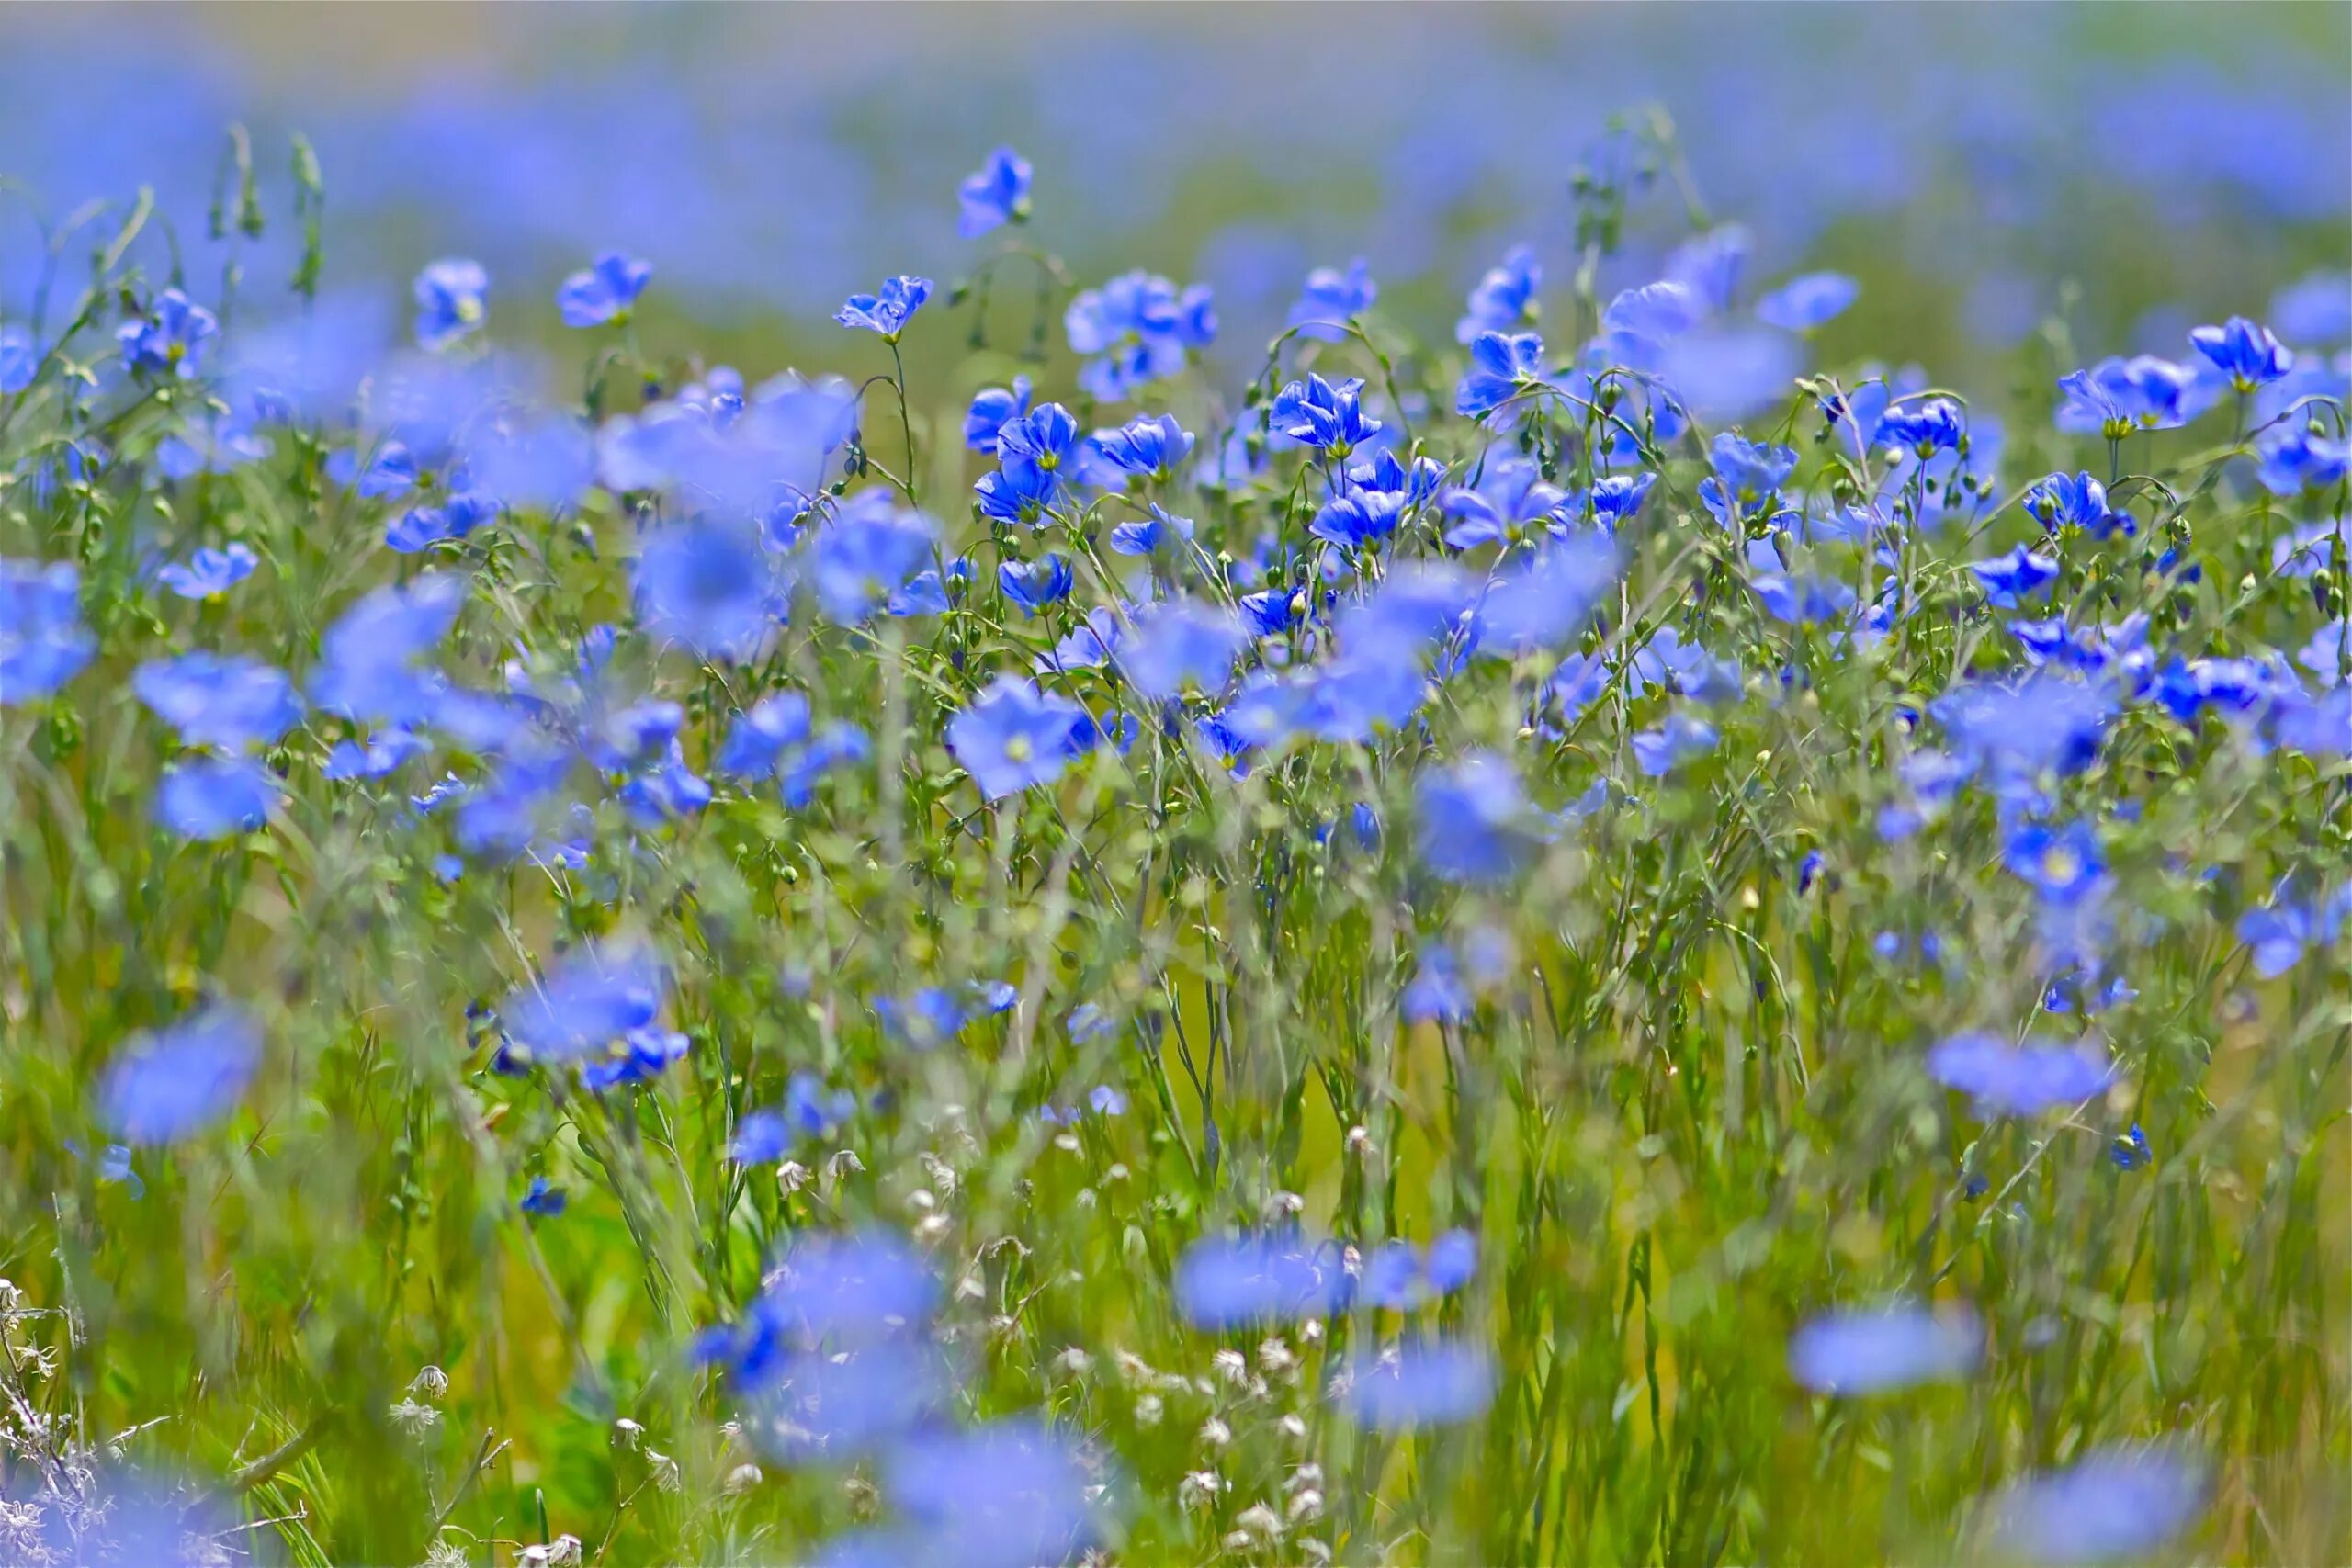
[1340,1341,1496,1429]
[2256,425,2351,494]
[412,259,488,351]
[781,722,869,807]
[1108,503,1195,557]
[636,521,773,659]
[2055,355,2202,436]
[1632,712,1720,776]
[153,543,258,600]
[1933,673,2114,778]
[1441,458,1568,548]
[834,276,932,340]
[556,252,653,328]
[157,754,275,840]
[385,490,501,554]
[0,558,94,704]
[324,728,428,781]
[134,652,302,751]
[616,744,713,828]
[1788,1305,1984,1395]
[1476,535,1622,654]
[1984,1446,2207,1565]
[2110,1122,2152,1169]
[1926,1032,2110,1115]
[1065,270,1216,400]
[1585,471,1657,532]
[1456,331,1545,419]
[499,943,667,1063]
[1755,272,1859,332]
[1270,373,1382,459]
[963,377,1032,453]
[2003,819,2104,905]
[998,553,1073,614]
[1123,601,1244,701]
[1457,244,1540,344]
[519,1177,567,1216]
[1708,432,1799,515]
[1037,606,1125,673]
[946,675,1090,799]
[1602,279,1704,343]
[310,572,467,726]
[1311,485,1411,551]
[101,1004,263,1145]
[117,288,218,378]
[1876,396,1964,454]
[1175,1234,1351,1328]
[885,1420,1094,1568]
[2022,470,2113,535]
[995,402,1080,474]
[1969,544,2060,608]
[1287,257,1376,342]
[809,494,937,623]
[2188,315,2291,391]
[1634,626,1743,705]
[1418,752,1530,882]
[1091,412,1193,479]
[957,146,1033,238]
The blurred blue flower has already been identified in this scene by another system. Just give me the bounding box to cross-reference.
[1984,1446,2206,1564]
[636,520,773,659]
[1418,752,1530,882]
[1065,269,1214,401]
[1970,544,2060,608]
[1788,1305,1984,1395]
[156,754,276,840]
[1175,1234,1351,1328]
[1474,534,1621,654]
[1091,412,1193,479]
[1109,504,1194,557]
[946,675,1090,799]
[886,1420,1096,1568]
[834,275,932,340]
[117,288,218,378]
[1457,243,1540,344]
[1632,712,1720,777]
[1123,601,1244,700]
[154,543,258,600]
[557,252,653,328]
[134,652,302,752]
[0,558,95,704]
[1756,272,1859,331]
[1287,257,1376,342]
[520,1178,567,1217]
[0,325,38,391]
[957,146,1033,238]
[412,259,488,350]
[809,495,936,623]
[500,943,667,1063]
[1340,1341,1496,1429]
[101,1004,263,1145]
[1927,1032,2111,1115]
[310,572,468,726]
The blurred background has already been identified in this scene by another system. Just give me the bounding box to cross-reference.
[0,3,2343,391]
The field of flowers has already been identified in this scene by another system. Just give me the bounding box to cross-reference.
[0,9,2347,1566]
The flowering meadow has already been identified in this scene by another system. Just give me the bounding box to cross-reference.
[0,9,2348,1566]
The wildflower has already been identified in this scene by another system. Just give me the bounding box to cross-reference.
[2110,1123,2152,1170]
[1175,1235,1350,1328]
[1982,1446,2207,1564]
[117,288,219,377]
[153,543,259,601]
[1475,534,1622,653]
[957,146,1032,238]
[1091,412,1193,480]
[946,675,1091,799]
[1602,279,1704,344]
[413,259,488,350]
[1706,432,1799,517]
[1456,244,1540,344]
[1970,544,2060,607]
[1123,601,1245,701]
[1632,712,1720,776]
[809,495,937,622]
[499,943,668,1063]
[885,1420,1095,1568]
[1417,752,1532,882]
[1787,1305,1984,1395]
[1456,330,1545,419]
[1926,1032,2111,1116]
[1065,269,1216,400]
[998,553,1073,614]
[2002,819,2104,905]
[100,1004,263,1145]
[134,652,303,752]
[0,558,95,704]
[556,252,653,328]
[1338,1342,1496,1429]
[1876,396,1963,454]
[1109,504,1195,557]
[156,754,277,839]
[2255,425,2351,494]
[1270,373,1381,459]
[2188,316,2290,391]
[2022,470,2112,535]
[964,377,1033,453]
[1286,258,1376,342]
[1440,458,1569,548]
[2235,885,2350,977]
[834,275,931,340]
[310,572,469,726]
[1755,272,1859,331]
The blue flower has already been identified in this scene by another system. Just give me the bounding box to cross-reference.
[1417,752,1530,883]
[1755,272,1859,331]
[519,1178,567,1217]
[2002,819,2104,905]
[0,558,94,705]
[310,572,468,726]
[324,728,428,781]
[1123,601,1244,701]
[1091,412,1193,479]
[157,755,276,840]
[0,324,38,391]
[1969,544,2060,608]
[1065,270,1215,401]
[499,943,667,1063]
[154,543,258,600]
[2054,355,2200,436]
[1401,945,1473,1023]
[1108,504,1195,557]
[1707,432,1799,515]
[117,289,219,378]
[412,259,488,350]
[1788,1305,1984,1395]
[1174,1234,1351,1328]
[2235,884,2349,977]
[885,1420,1095,1568]
[810,494,937,622]
[1632,712,1719,776]
[834,276,932,340]
[134,652,303,751]
[579,1022,692,1091]
[2022,470,2114,535]
[1667,224,1751,313]
[946,675,1090,799]
[1270,373,1381,459]
[2188,315,2291,392]
[957,146,1033,238]
[1456,330,1545,419]
[1926,1032,2110,1116]
[2255,425,2351,494]
[2110,1122,2152,1170]
[998,553,1073,614]
[385,490,501,554]
[1456,243,1540,344]
[1474,535,1622,654]
[556,252,653,328]
[963,377,1032,453]
[1441,459,1568,548]
[100,1004,263,1145]
[1286,257,1376,342]
[1984,1446,2207,1564]
[1340,1341,1496,1429]
[636,521,773,659]
[1876,396,1964,455]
